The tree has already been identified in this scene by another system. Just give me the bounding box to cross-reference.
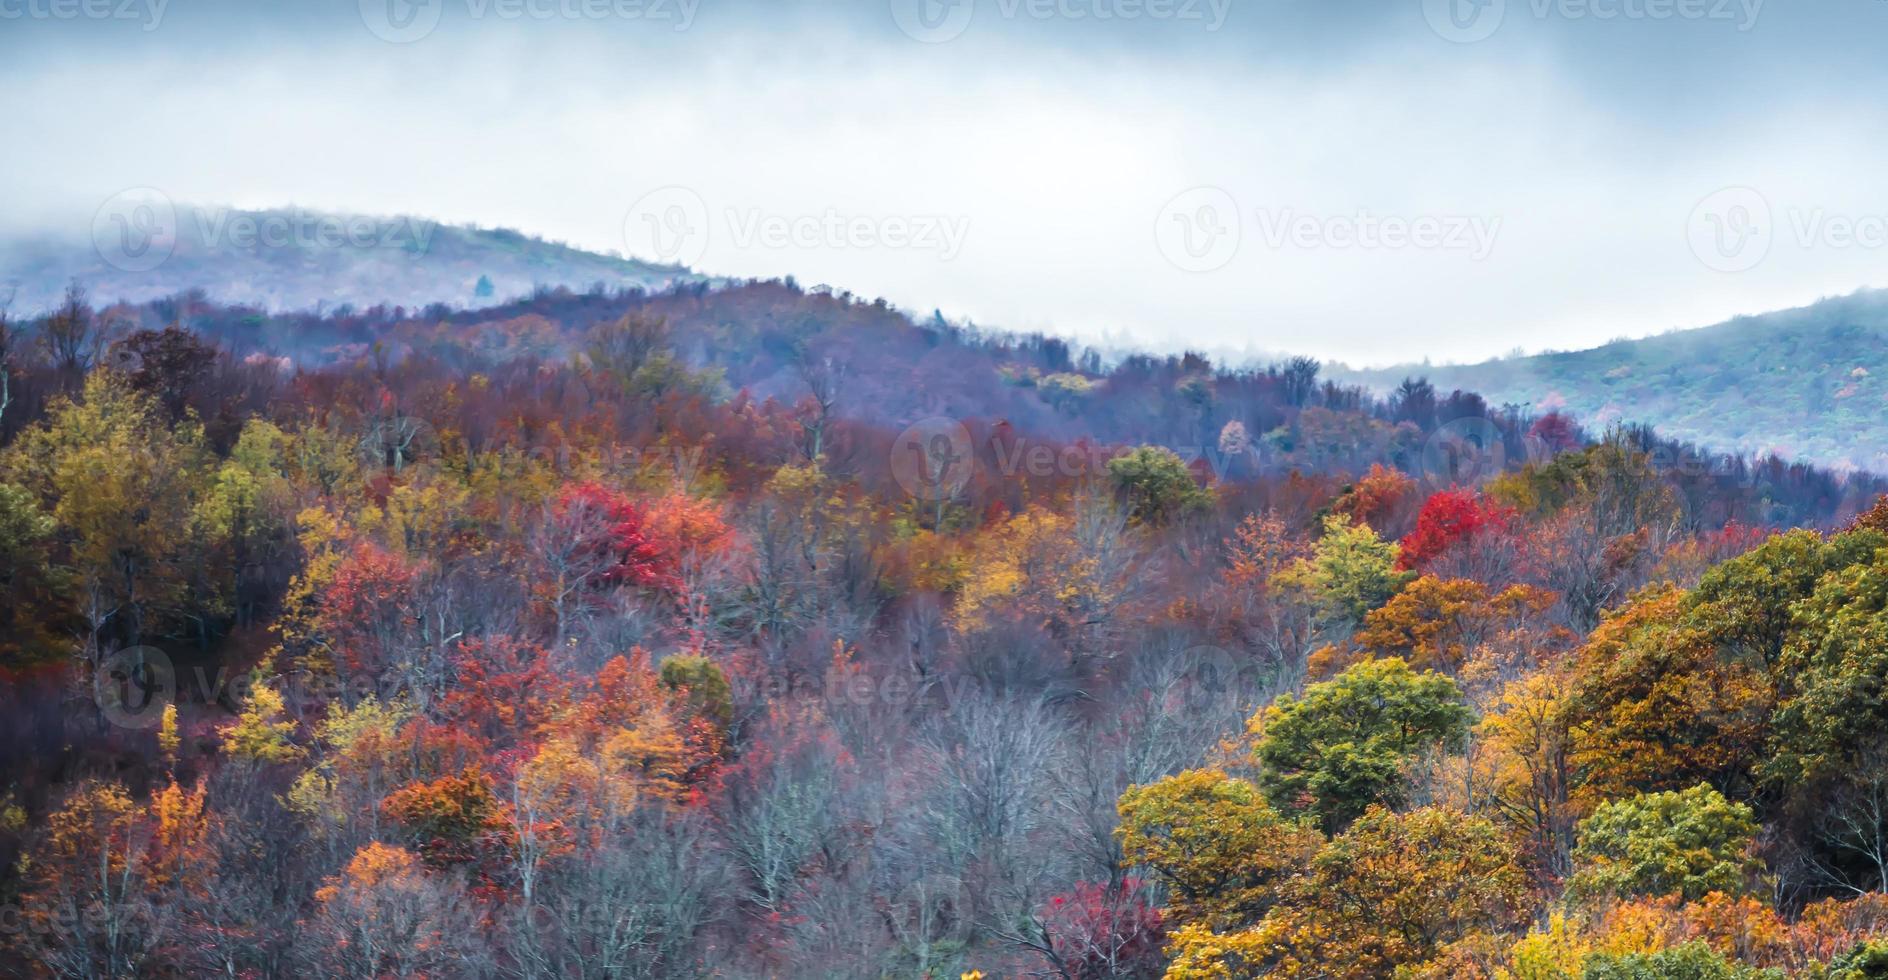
[1107,446,1210,526]
[6,370,212,658]
[1251,657,1472,830]
[1354,575,1554,677]
[18,780,167,978]
[530,482,677,648]
[1277,513,1413,639]
[1399,487,1514,572]
[1579,942,1782,980]
[1003,880,1168,980]
[1567,587,1772,809]
[1568,784,1763,902]
[0,481,64,664]
[382,767,506,871]
[1115,769,1320,930]
[111,325,219,421]
[1215,807,1531,980]
[1480,669,1579,881]
[41,281,100,380]
[219,682,303,765]
[310,842,487,979]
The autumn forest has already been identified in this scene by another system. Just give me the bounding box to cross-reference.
[0,276,1883,979]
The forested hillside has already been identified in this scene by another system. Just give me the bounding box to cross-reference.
[0,210,697,317]
[1336,290,1888,474]
[4,278,1888,977]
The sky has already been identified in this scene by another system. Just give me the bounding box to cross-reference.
[3,0,1887,366]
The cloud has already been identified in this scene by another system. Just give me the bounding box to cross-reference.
[4,0,1888,364]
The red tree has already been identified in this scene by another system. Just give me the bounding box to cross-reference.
[1399,488,1515,572]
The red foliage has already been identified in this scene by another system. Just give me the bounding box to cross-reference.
[1399,488,1515,571]
[555,482,679,593]
[1528,411,1583,456]
[441,638,567,750]
[320,541,420,675]
[1035,879,1168,980]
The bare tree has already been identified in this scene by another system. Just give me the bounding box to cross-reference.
[41,281,101,381]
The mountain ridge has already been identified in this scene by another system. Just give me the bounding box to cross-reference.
[1328,288,1888,473]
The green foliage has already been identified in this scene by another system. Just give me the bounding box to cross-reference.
[1687,528,1887,670]
[1579,942,1784,980]
[1764,543,1888,792]
[1252,657,1472,830]
[659,654,733,728]
[1824,940,1888,980]
[1106,445,1210,525]
[1281,513,1415,635]
[0,481,65,663]
[1568,784,1762,902]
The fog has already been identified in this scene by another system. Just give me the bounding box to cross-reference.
[4,0,1887,364]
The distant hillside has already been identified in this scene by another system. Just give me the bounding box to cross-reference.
[1332,290,1888,472]
[0,206,701,315]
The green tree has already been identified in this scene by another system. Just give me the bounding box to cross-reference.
[1765,542,1888,792]
[0,482,65,664]
[1568,784,1763,902]
[659,654,733,728]
[1278,513,1415,638]
[1106,445,1210,525]
[1251,657,1472,830]
[1580,942,1782,980]
[1825,940,1888,980]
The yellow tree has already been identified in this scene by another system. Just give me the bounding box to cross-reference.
[6,370,212,658]
[1116,769,1321,930]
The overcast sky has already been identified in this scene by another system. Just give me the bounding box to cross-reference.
[3,0,1886,365]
